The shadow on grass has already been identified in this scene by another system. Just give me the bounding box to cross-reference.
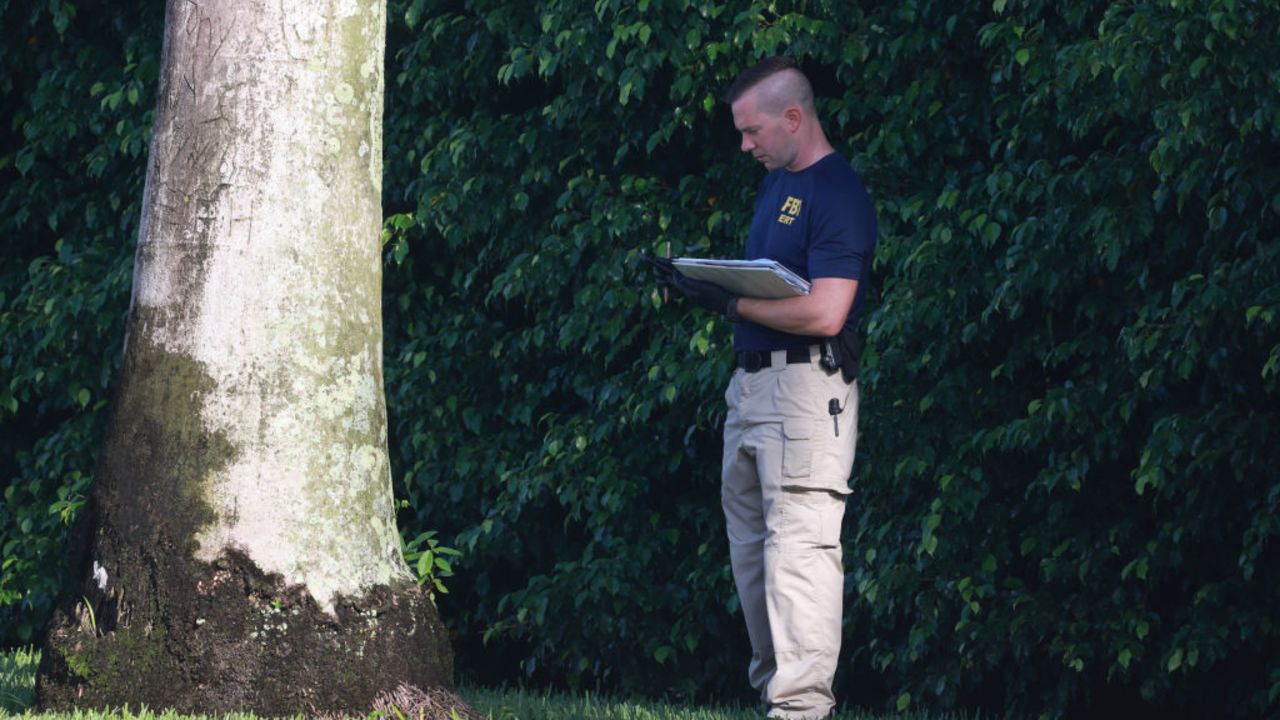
[454,685,965,720]
[2,649,963,719]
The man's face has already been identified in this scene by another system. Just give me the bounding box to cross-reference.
[731,88,797,171]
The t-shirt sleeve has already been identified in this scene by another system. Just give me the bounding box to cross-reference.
[807,170,877,281]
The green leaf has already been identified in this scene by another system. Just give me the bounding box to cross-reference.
[102,89,123,110]
[982,221,1001,245]
[15,148,35,176]
[922,535,938,556]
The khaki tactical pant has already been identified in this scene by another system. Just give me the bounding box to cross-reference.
[721,348,858,720]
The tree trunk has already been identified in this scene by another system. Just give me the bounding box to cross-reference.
[36,0,455,713]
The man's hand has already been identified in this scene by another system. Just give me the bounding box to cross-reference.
[640,252,739,318]
[671,273,739,318]
[639,252,677,288]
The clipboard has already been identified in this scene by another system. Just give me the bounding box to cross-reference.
[672,258,810,299]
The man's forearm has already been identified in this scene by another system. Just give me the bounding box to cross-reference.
[735,277,858,337]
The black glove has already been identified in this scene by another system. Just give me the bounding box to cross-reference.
[671,273,739,319]
[639,252,677,288]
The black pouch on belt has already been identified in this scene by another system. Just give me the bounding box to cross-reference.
[836,327,865,383]
[821,327,864,383]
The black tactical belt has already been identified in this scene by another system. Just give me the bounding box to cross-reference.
[736,347,812,373]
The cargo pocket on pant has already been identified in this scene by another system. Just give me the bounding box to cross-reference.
[780,487,846,548]
[784,417,853,495]
[781,418,814,481]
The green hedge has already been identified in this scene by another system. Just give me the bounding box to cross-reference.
[1,0,161,643]
[4,0,1278,716]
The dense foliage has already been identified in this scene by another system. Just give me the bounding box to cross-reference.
[1,0,162,644]
[3,0,1277,716]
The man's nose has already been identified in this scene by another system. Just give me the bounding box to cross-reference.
[740,134,754,152]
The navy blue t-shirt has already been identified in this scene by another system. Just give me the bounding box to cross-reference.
[734,153,878,352]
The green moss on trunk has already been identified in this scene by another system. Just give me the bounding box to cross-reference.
[38,309,452,714]
[38,549,453,714]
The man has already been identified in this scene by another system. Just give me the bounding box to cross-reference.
[657,56,878,718]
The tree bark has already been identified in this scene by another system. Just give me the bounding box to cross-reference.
[36,0,455,713]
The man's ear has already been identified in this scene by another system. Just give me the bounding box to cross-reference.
[784,105,802,131]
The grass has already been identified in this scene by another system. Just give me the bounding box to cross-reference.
[461,687,955,720]
[2,646,38,714]
[1,649,955,719]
